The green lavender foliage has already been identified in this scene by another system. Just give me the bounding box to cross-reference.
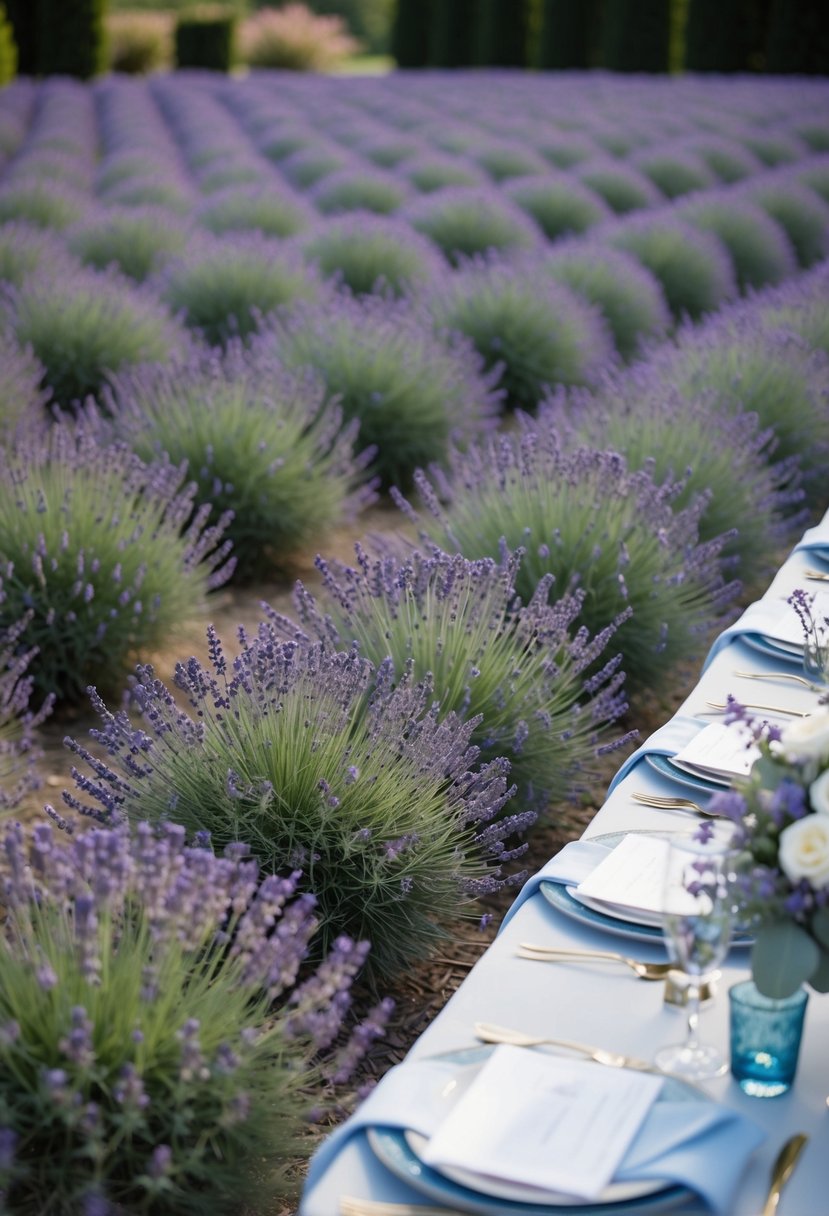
[543,244,670,362]
[0,418,234,704]
[69,638,517,977]
[677,196,797,292]
[104,343,373,582]
[402,187,542,266]
[607,219,737,321]
[405,432,737,694]
[301,214,445,297]
[744,180,829,268]
[426,256,615,412]
[157,235,320,346]
[67,208,192,283]
[0,820,387,1213]
[504,175,611,242]
[3,267,187,411]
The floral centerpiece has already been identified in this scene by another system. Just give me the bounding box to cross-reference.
[711,701,829,999]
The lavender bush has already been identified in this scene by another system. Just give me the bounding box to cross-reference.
[267,546,631,813]
[677,195,797,292]
[755,261,829,358]
[661,317,829,508]
[66,206,192,283]
[743,179,829,268]
[685,137,762,185]
[301,213,445,297]
[631,149,715,200]
[503,174,612,242]
[552,376,806,574]
[0,614,52,812]
[426,256,614,412]
[3,265,187,412]
[104,342,374,582]
[397,433,738,694]
[0,418,234,704]
[0,182,86,231]
[575,160,664,215]
[606,215,737,320]
[66,637,518,976]
[471,142,549,183]
[543,243,670,361]
[156,233,320,346]
[0,334,49,436]
[0,222,74,288]
[401,187,542,266]
[401,154,487,194]
[310,168,409,216]
[0,819,391,1213]
[279,144,353,189]
[265,291,499,489]
[196,183,309,239]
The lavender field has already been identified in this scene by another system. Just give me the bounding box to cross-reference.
[1,67,829,1212]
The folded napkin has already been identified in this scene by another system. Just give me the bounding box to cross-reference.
[605,715,702,795]
[302,1053,764,1216]
[793,511,829,560]
[497,838,613,932]
[702,598,803,671]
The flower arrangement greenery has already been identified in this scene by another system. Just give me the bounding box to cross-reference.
[267,544,632,814]
[0,818,391,1214]
[104,341,374,582]
[0,417,234,704]
[711,697,829,998]
[65,635,518,978]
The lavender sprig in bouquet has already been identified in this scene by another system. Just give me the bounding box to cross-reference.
[710,698,829,998]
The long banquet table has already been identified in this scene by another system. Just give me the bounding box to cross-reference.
[300,513,829,1216]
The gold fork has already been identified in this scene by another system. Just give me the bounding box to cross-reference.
[733,669,822,692]
[517,943,674,980]
[804,567,829,583]
[705,699,809,718]
[631,790,718,816]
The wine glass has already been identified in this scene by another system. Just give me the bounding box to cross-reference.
[803,635,829,686]
[655,826,736,1081]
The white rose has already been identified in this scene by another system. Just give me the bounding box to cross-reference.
[779,815,829,889]
[778,711,829,764]
[810,768,829,816]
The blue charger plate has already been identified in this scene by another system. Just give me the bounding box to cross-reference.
[643,752,728,795]
[367,1046,698,1216]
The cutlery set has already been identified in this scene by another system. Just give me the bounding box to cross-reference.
[631,789,714,815]
[704,699,810,717]
[517,942,674,979]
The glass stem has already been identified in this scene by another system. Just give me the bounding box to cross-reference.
[685,980,701,1052]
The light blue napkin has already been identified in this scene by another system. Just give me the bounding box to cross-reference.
[497,839,612,932]
[605,715,702,794]
[302,1054,764,1216]
[793,514,829,561]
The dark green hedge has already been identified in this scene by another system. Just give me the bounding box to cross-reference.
[765,0,829,74]
[35,0,106,78]
[175,8,236,71]
[392,0,431,66]
[430,0,479,67]
[536,0,598,69]
[601,0,671,72]
[476,0,529,67]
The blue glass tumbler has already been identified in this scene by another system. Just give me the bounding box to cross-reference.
[729,980,809,1098]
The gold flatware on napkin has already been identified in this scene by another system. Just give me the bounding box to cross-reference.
[804,567,829,583]
[705,700,809,718]
[517,943,674,981]
[761,1132,808,1216]
[341,1198,454,1216]
[474,1021,656,1073]
[732,669,822,692]
[631,790,716,815]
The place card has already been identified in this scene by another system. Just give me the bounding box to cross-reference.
[748,588,829,648]
[672,721,760,780]
[421,1043,663,1199]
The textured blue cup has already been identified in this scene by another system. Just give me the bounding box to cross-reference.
[729,980,809,1098]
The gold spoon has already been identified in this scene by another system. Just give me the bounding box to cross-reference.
[761,1132,808,1216]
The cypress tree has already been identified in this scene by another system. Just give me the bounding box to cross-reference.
[35,0,107,79]
[430,0,479,67]
[601,0,671,72]
[392,0,431,67]
[175,8,237,71]
[477,0,529,67]
[0,3,16,84]
[537,0,598,69]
